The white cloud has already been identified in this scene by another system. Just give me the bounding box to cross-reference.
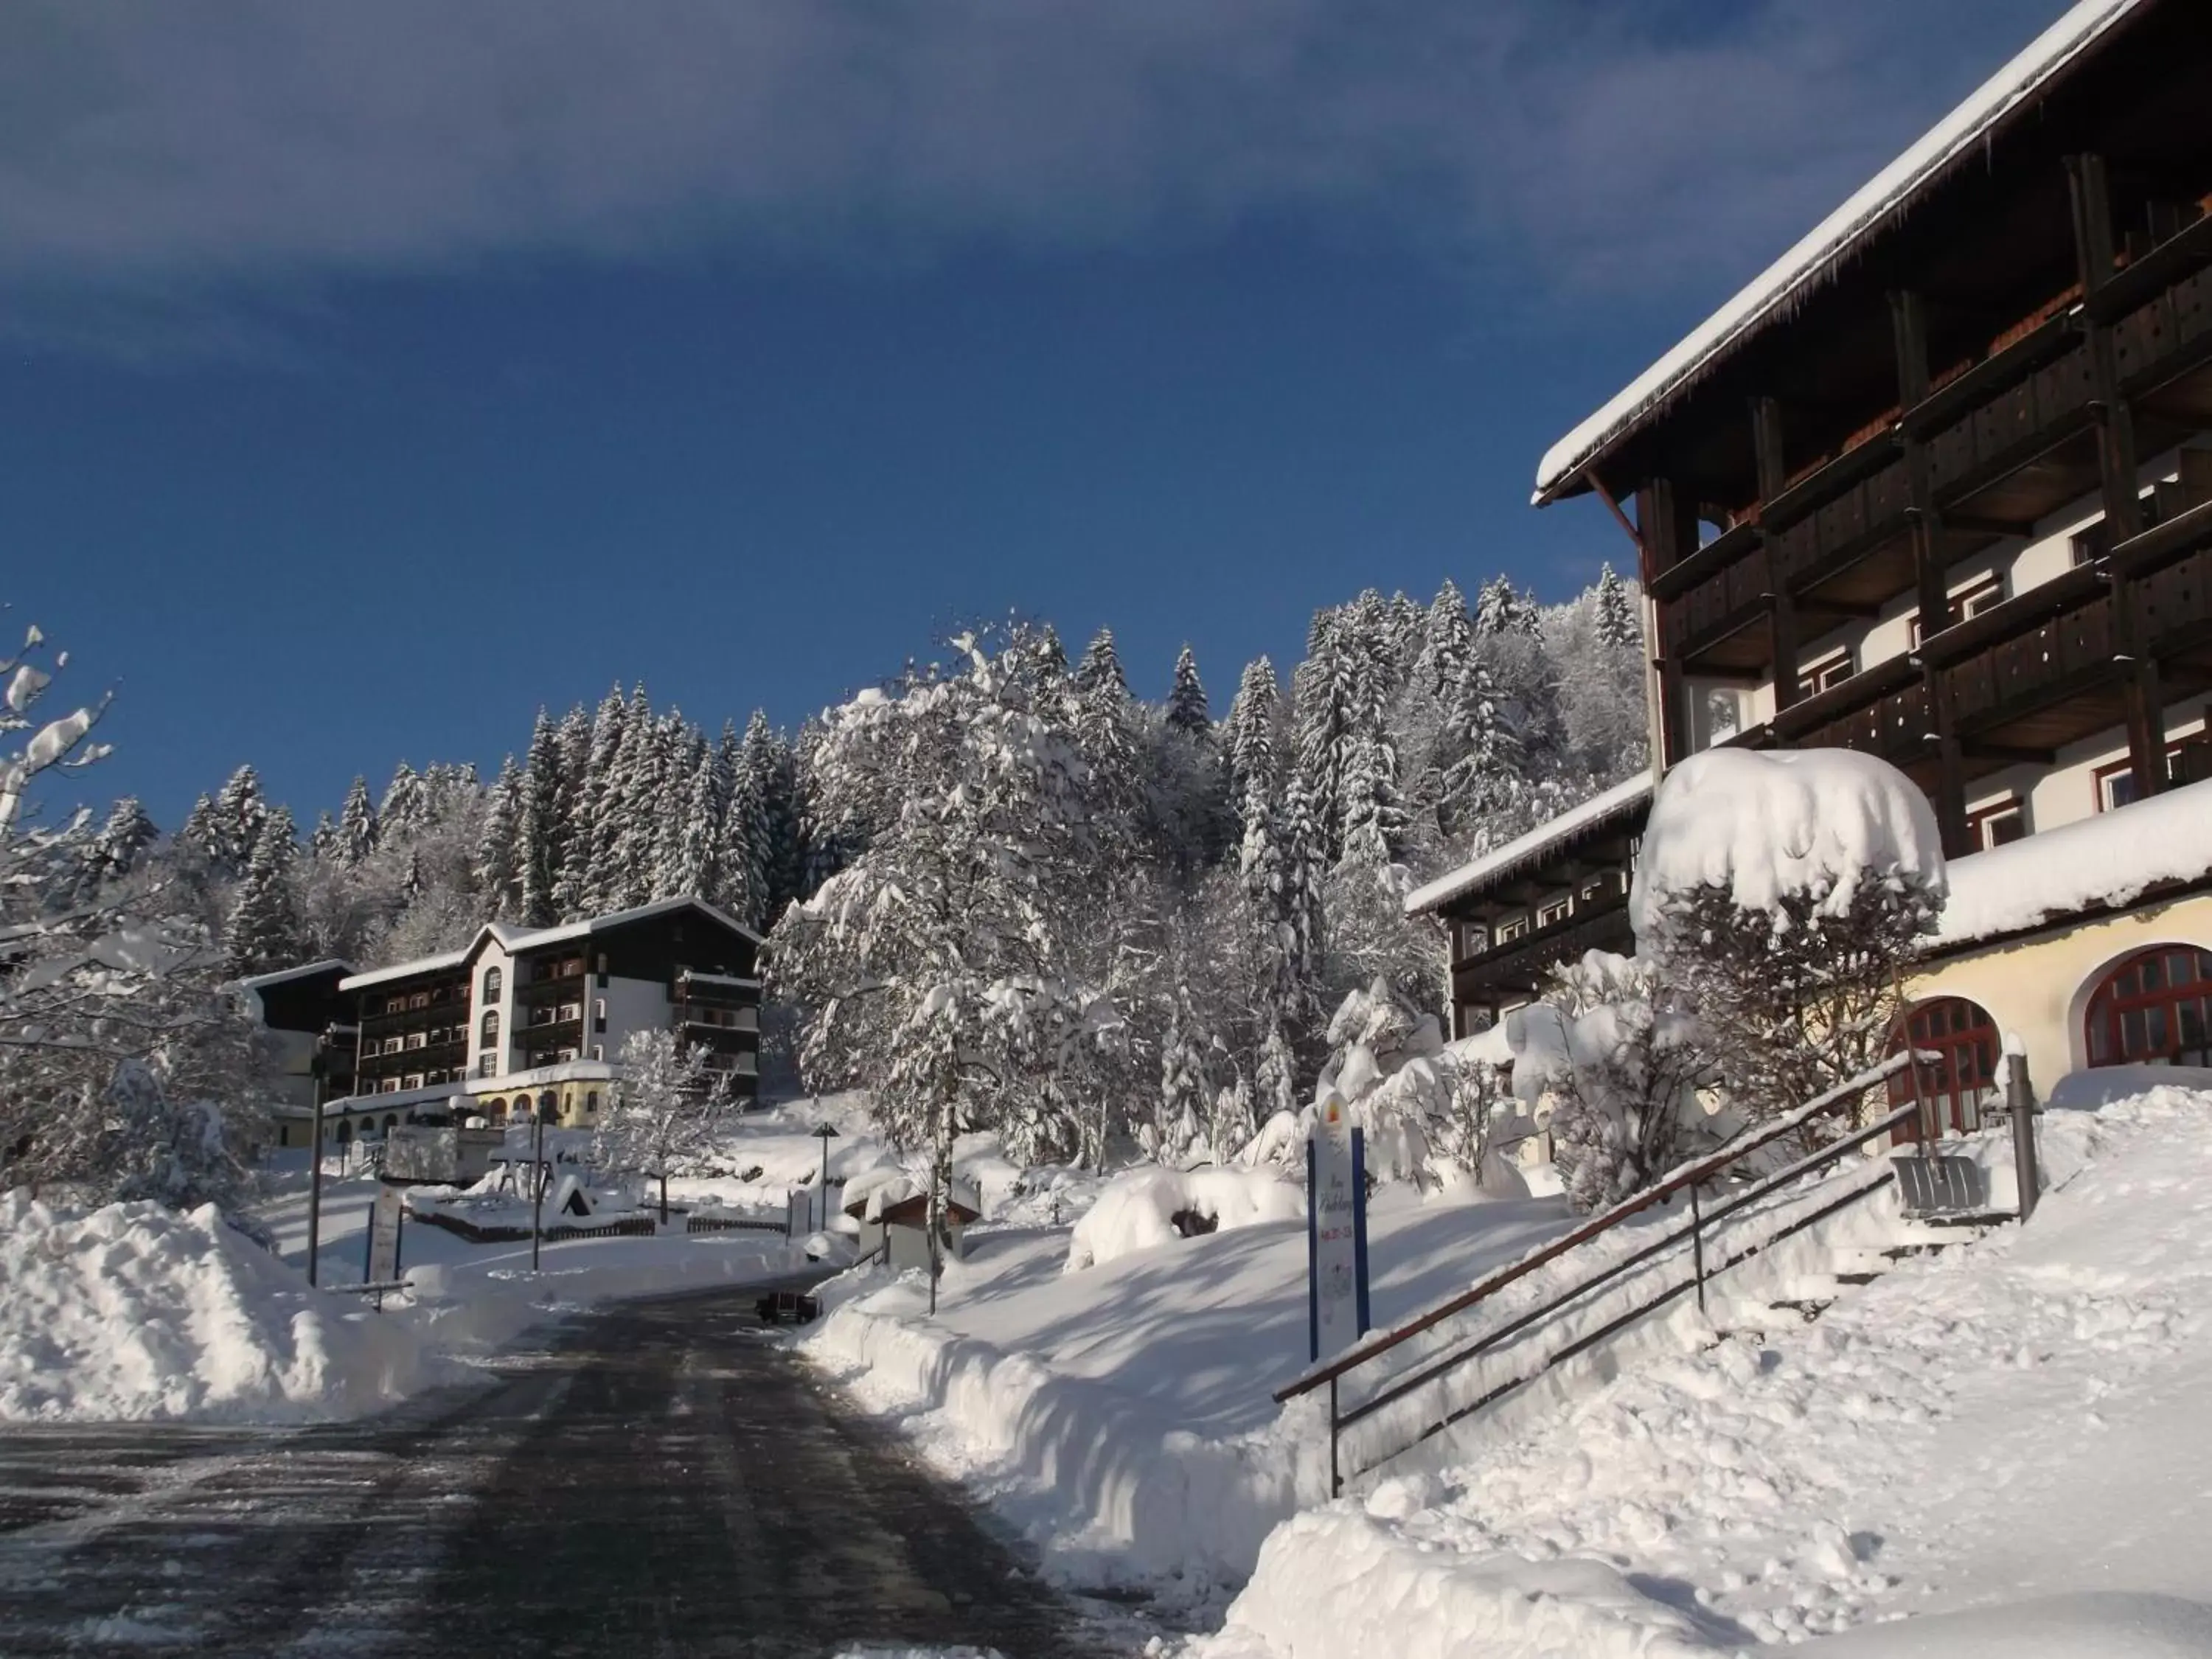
[0,1,2062,307]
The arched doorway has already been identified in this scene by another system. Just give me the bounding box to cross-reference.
[2084,945,2212,1068]
[383,1113,400,1134]
[1889,996,2002,1138]
[335,1119,353,1144]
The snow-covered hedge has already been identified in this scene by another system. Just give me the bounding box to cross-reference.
[1064,1166,1304,1273]
[0,1189,440,1422]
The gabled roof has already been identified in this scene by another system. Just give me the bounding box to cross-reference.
[1534,0,2148,505]
[1402,773,1654,918]
[338,895,764,994]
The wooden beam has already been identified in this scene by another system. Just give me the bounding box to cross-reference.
[1586,467,1646,562]
[1959,740,2059,767]
[1943,512,2038,538]
[1793,596,1884,622]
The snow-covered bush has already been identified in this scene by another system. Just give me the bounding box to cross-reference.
[1063,1165,1304,1273]
[1245,978,1523,1191]
[1631,749,1944,1123]
[1515,950,1711,1213]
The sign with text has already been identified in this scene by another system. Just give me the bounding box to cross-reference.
[1307,1093,1372,1363]
[364,1183,404,1285]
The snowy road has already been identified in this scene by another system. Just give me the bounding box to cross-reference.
[0,1284,1113,1658]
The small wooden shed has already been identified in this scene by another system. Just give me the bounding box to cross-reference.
[845,1178,982,1272]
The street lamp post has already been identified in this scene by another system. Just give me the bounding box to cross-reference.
[530,1105,547,1273]
[813,1121,838,1231]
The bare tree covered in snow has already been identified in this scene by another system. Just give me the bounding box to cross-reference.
[597,1027,731,1223]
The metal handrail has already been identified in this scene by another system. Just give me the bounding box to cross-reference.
[1279,1050,1941,1495]
[1338,1099,1918,1440]
[1279,1048,1927,1404]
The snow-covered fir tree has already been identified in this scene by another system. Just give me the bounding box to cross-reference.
[1595,563,1639,647]
[338,775,379,867]
[223,806,303,976]
[1075,627,1127,699]
[1165,645,1211,738]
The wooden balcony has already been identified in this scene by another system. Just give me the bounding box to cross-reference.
[1657,218,2212,684]
[1778,533,2212,788]
[1450,889,1634,1008]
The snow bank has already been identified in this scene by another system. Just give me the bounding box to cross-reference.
[1202,1509,1719,1659]
[1630,747,1944,939]
[1935,776,2212,947]
[1064,1167,1303,1273]
[1801,1594,2212,1656]
[0,1190,441,1422]
[807,1282,1313,1595]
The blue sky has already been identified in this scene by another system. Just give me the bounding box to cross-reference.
[2,0,2061,826]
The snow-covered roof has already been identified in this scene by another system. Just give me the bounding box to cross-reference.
[237,959,354,990]
[338,895,763,993]
[1402,773,1654,918]
[339,948,470,993]
[1533,0,2146,504]
[677,970,761,990]
[503,894,765,950]
[1933,776,2212,950]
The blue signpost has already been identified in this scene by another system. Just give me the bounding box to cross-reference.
[1307,1092,1372,1363]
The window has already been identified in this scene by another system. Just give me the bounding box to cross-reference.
[483,966,502,1000]
[2086,946,2212,1068]
[585,1091,600,1115]
[481,1009,501,1046]
[1494,915,1530,945]
[555,1047,577,1064]
[478,1054,498,1079]
[1579,872,1619,906]
[591,1045,604,1062]
[1537,897,1571,929]
[403,1073,424,1091]
[558,1003,580,1023]
[380,1078,401,1094]
[1964,797,2027,849]
[386,996,406,1015]
[2096,742,2191,812]
[594,998,608,1033]
[1798,647,1854,700]
[597,953,609,987]
[406,1032,426,1051]
[1909,574,2006,647]
[563,956,584,978]
[411,991,430,1010]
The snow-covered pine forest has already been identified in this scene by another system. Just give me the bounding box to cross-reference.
[85,566,1646,1162]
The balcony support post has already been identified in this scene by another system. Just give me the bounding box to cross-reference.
[1751,398,1800,714]
[1927,667,1972,858]
[1891,291,1955,645]
[2070,153,2164,800]
[1636,477,1699,769]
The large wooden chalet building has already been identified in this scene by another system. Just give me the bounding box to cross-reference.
[1413,0,2212,1129]
[252,897,764,1147]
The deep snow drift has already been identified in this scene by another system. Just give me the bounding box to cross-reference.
[807,1187,1573,1598]
[1197,1085,2212,1658]
[0,1190,442,1422]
